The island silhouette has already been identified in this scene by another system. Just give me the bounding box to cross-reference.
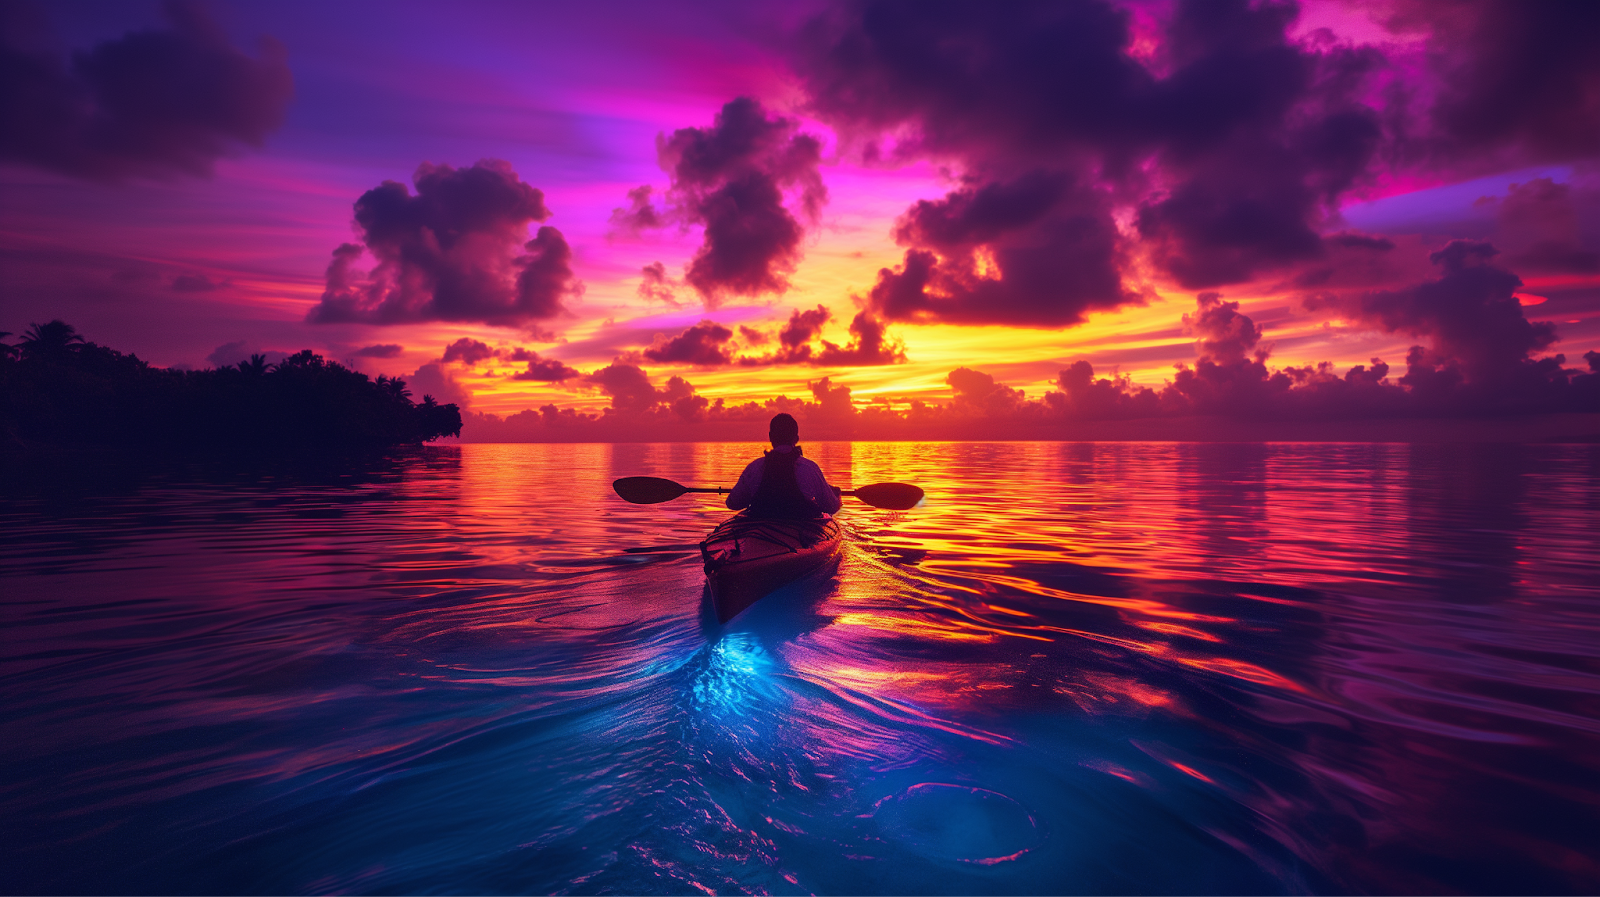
[1,321,461,454]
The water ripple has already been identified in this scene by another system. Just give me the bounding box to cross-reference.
[3,442,1599,894]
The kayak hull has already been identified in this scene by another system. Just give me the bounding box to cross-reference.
[700,513,842,623]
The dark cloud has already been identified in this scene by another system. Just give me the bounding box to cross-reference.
[508,350,579,382]
[1054,362,1160,419]
[407,362,470,409]
[610,185,665,233]
[1483,178,1600,274]
[637,261,681,306]
[1133,5,1386,287]
[807,376,855,423]
[641,319,734,366]
[442,337,494,365]
[947,366,1025,414]
[731,305,906,367]
[586,362,657,413]
[1351,241,1557,383]
[1186,291,1266,365]
[352,343,402,359]
[662,375,709,421]
[798,0,1400,314]
[434,337,577,380]
[814,311,906,365]
[780,304,831,350]
[171,272,224,292]
[1054,273,1594,421]
[740,304,831,364]
[583,362,704,415]
[0,0,293,180]
[867,172,1135,326]
[1134,148,1330,288]
[652,97,826,305]
[308,159,580,327]
[1395,0,1600,164]
[1165,291,1284,415]
[797,0,1149,158]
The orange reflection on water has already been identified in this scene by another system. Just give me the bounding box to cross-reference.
[1175,657,1306,693]
[1133,621,1223,642]
[830,612,1004,643]
[1055,673,1179,715]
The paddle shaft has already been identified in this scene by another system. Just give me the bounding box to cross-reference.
[613,475,922,509]
[676,485,875,497]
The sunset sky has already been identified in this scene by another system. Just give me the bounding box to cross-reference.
[3,0,1597,437]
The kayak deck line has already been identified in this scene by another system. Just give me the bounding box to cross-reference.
[699,512,843,623]
[700,516,831,560]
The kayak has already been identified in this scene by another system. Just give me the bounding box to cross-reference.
[699,512,843,622]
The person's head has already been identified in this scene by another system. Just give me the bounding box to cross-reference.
[768,413,799,447]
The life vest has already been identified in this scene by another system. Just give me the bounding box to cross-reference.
[748,446,822,519]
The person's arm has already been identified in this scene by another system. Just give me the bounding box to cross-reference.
[797,459,842,514]
[726,458,763,509]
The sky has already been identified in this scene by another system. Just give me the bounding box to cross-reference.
[2,0,1598,439]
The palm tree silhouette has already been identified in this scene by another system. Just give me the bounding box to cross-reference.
[237,354,269,377]
[376,375,411,401]
[19,320,85,361]
[0,331,15,362]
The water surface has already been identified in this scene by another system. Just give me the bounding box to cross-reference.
[4,442,1599,894]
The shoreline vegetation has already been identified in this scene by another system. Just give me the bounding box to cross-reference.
[2,321,1596,456]
[1,322,462,456]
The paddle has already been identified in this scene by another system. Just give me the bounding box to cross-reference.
[612,476,924,510]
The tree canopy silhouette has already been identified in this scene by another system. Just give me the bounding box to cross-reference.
[1,322,461,452]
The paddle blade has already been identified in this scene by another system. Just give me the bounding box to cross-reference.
[850,482,925,510]
[612,476,689,504]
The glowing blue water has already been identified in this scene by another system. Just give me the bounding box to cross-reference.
[3,442,1599,894]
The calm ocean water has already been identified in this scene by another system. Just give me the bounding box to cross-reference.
[3,441,1599,895]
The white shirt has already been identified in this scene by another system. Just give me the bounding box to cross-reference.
[726,445,842,515]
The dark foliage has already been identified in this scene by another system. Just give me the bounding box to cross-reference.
[0,322,461,452]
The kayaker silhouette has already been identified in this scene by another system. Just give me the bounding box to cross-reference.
[725,413,843,519]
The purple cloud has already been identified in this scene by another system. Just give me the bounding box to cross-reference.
[641,319,734,366]
[442,337,495,365]
[508,350,579,382]
[814,311,906,366]
[636,261,681,306]
[1400,0,1600,165]
[797,0,1403,315]
[0,0,293,181]
[641,97,827,306]
[308,159,581,327]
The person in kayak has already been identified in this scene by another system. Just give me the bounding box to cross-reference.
[726,413,843,519]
